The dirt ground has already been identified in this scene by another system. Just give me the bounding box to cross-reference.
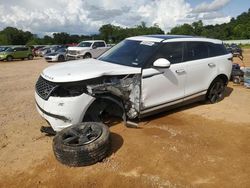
[0,50,250,188]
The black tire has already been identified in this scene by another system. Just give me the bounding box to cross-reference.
[6,56,13,61]
[58,55,65,62]
[28,54,33,60]
[83,53,92,59]
[53,122,110,167]
[233,77,240,84]
[207,78,225,104]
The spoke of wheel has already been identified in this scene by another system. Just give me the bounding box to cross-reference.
[78,135,90,144]
[63,135,79,144]
[80,124,92,135]
[68,128,81,137]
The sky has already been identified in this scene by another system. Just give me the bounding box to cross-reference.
[0,0,249,36]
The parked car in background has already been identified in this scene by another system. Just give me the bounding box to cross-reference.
[44,47,67,62]
[0,46,33,61]
[36,47,52,57]
[35,35,232,132]
[33,46,45,56]
[66,40,111,60]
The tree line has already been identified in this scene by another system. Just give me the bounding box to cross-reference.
[0,22,163,45]
[169,8,250,40]
[0,9,249,45]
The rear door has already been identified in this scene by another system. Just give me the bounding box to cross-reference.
[141,42,186,114]
[184,42,218,98]
[91,42,107,58]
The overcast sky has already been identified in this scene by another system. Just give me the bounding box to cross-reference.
[0,0,249,36]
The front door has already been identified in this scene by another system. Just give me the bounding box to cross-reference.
[140,42,186,114]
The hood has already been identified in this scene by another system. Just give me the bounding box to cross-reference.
[42,58,141,82]
[45,52,59,56]
[68,47,90,51]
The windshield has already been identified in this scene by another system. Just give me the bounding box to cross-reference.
[77,42,92,47]
[98,40,159,68]
[56,48,66,53]
[5,48,13,52]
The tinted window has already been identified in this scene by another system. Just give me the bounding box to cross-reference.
[99,40,159,68]
[94,42,105,47]
[153,42,184,64]
[186,42,209,61]
[208,43,228,57]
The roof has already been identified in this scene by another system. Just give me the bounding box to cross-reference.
[128,35,222,44]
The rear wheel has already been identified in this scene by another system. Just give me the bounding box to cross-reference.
[28,54,33,60]
[207,78,225,103]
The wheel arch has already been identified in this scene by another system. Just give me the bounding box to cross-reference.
[212,74,229,86]
[82,93,126,123]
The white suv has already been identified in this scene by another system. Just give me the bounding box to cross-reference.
[35,35,232,132]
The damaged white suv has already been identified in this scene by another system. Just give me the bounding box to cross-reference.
[35,35,232,132]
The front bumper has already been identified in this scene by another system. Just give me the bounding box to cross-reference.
[45,56,58,62]
[0,55,6,60]
[35,92,95,132]
[66,54,82,60]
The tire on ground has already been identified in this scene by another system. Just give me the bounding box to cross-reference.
[53,122,110,167]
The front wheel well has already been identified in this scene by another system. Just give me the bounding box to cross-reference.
[83,95,126,124]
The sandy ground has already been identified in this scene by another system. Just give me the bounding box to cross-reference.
[0,50,250,187]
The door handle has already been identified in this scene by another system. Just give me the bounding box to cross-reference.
[175,69,185,74]
[208,63,216,67]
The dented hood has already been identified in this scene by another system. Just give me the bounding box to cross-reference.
[42,58,141,82]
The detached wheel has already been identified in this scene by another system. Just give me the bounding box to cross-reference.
[207,78,225,103]
[6,56,13,61]
[53,122,110,167]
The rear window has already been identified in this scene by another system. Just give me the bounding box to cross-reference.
[208,43,228,57]
[186,42,209,61]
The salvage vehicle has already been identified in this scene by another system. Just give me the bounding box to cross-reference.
[0,46,33,61]
[44,47,67,62]
[66,40,111,60]
[35,35,232,132]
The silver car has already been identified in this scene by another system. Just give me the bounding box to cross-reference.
[44,48,67,62]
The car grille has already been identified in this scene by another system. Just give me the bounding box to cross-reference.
[68,50,77,55]
[36,76,58,100]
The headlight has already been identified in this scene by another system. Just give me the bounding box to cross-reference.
[51,84,87,97]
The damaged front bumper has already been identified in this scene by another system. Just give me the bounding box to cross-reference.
[35,92,95,132]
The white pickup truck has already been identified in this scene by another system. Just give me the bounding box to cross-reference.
[66,40,111,60]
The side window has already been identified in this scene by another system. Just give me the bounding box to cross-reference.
[154,42,184,64]
[186,42,209,61]
[14,48,21,51]
[208,43,228,57]
[97,42,105,47]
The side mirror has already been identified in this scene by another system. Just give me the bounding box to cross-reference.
[92,45,97,49]
[14,49,17,52]
[153,58,171,68]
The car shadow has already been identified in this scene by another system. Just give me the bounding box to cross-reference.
[225,86,233,98]
[107,132,124,156]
